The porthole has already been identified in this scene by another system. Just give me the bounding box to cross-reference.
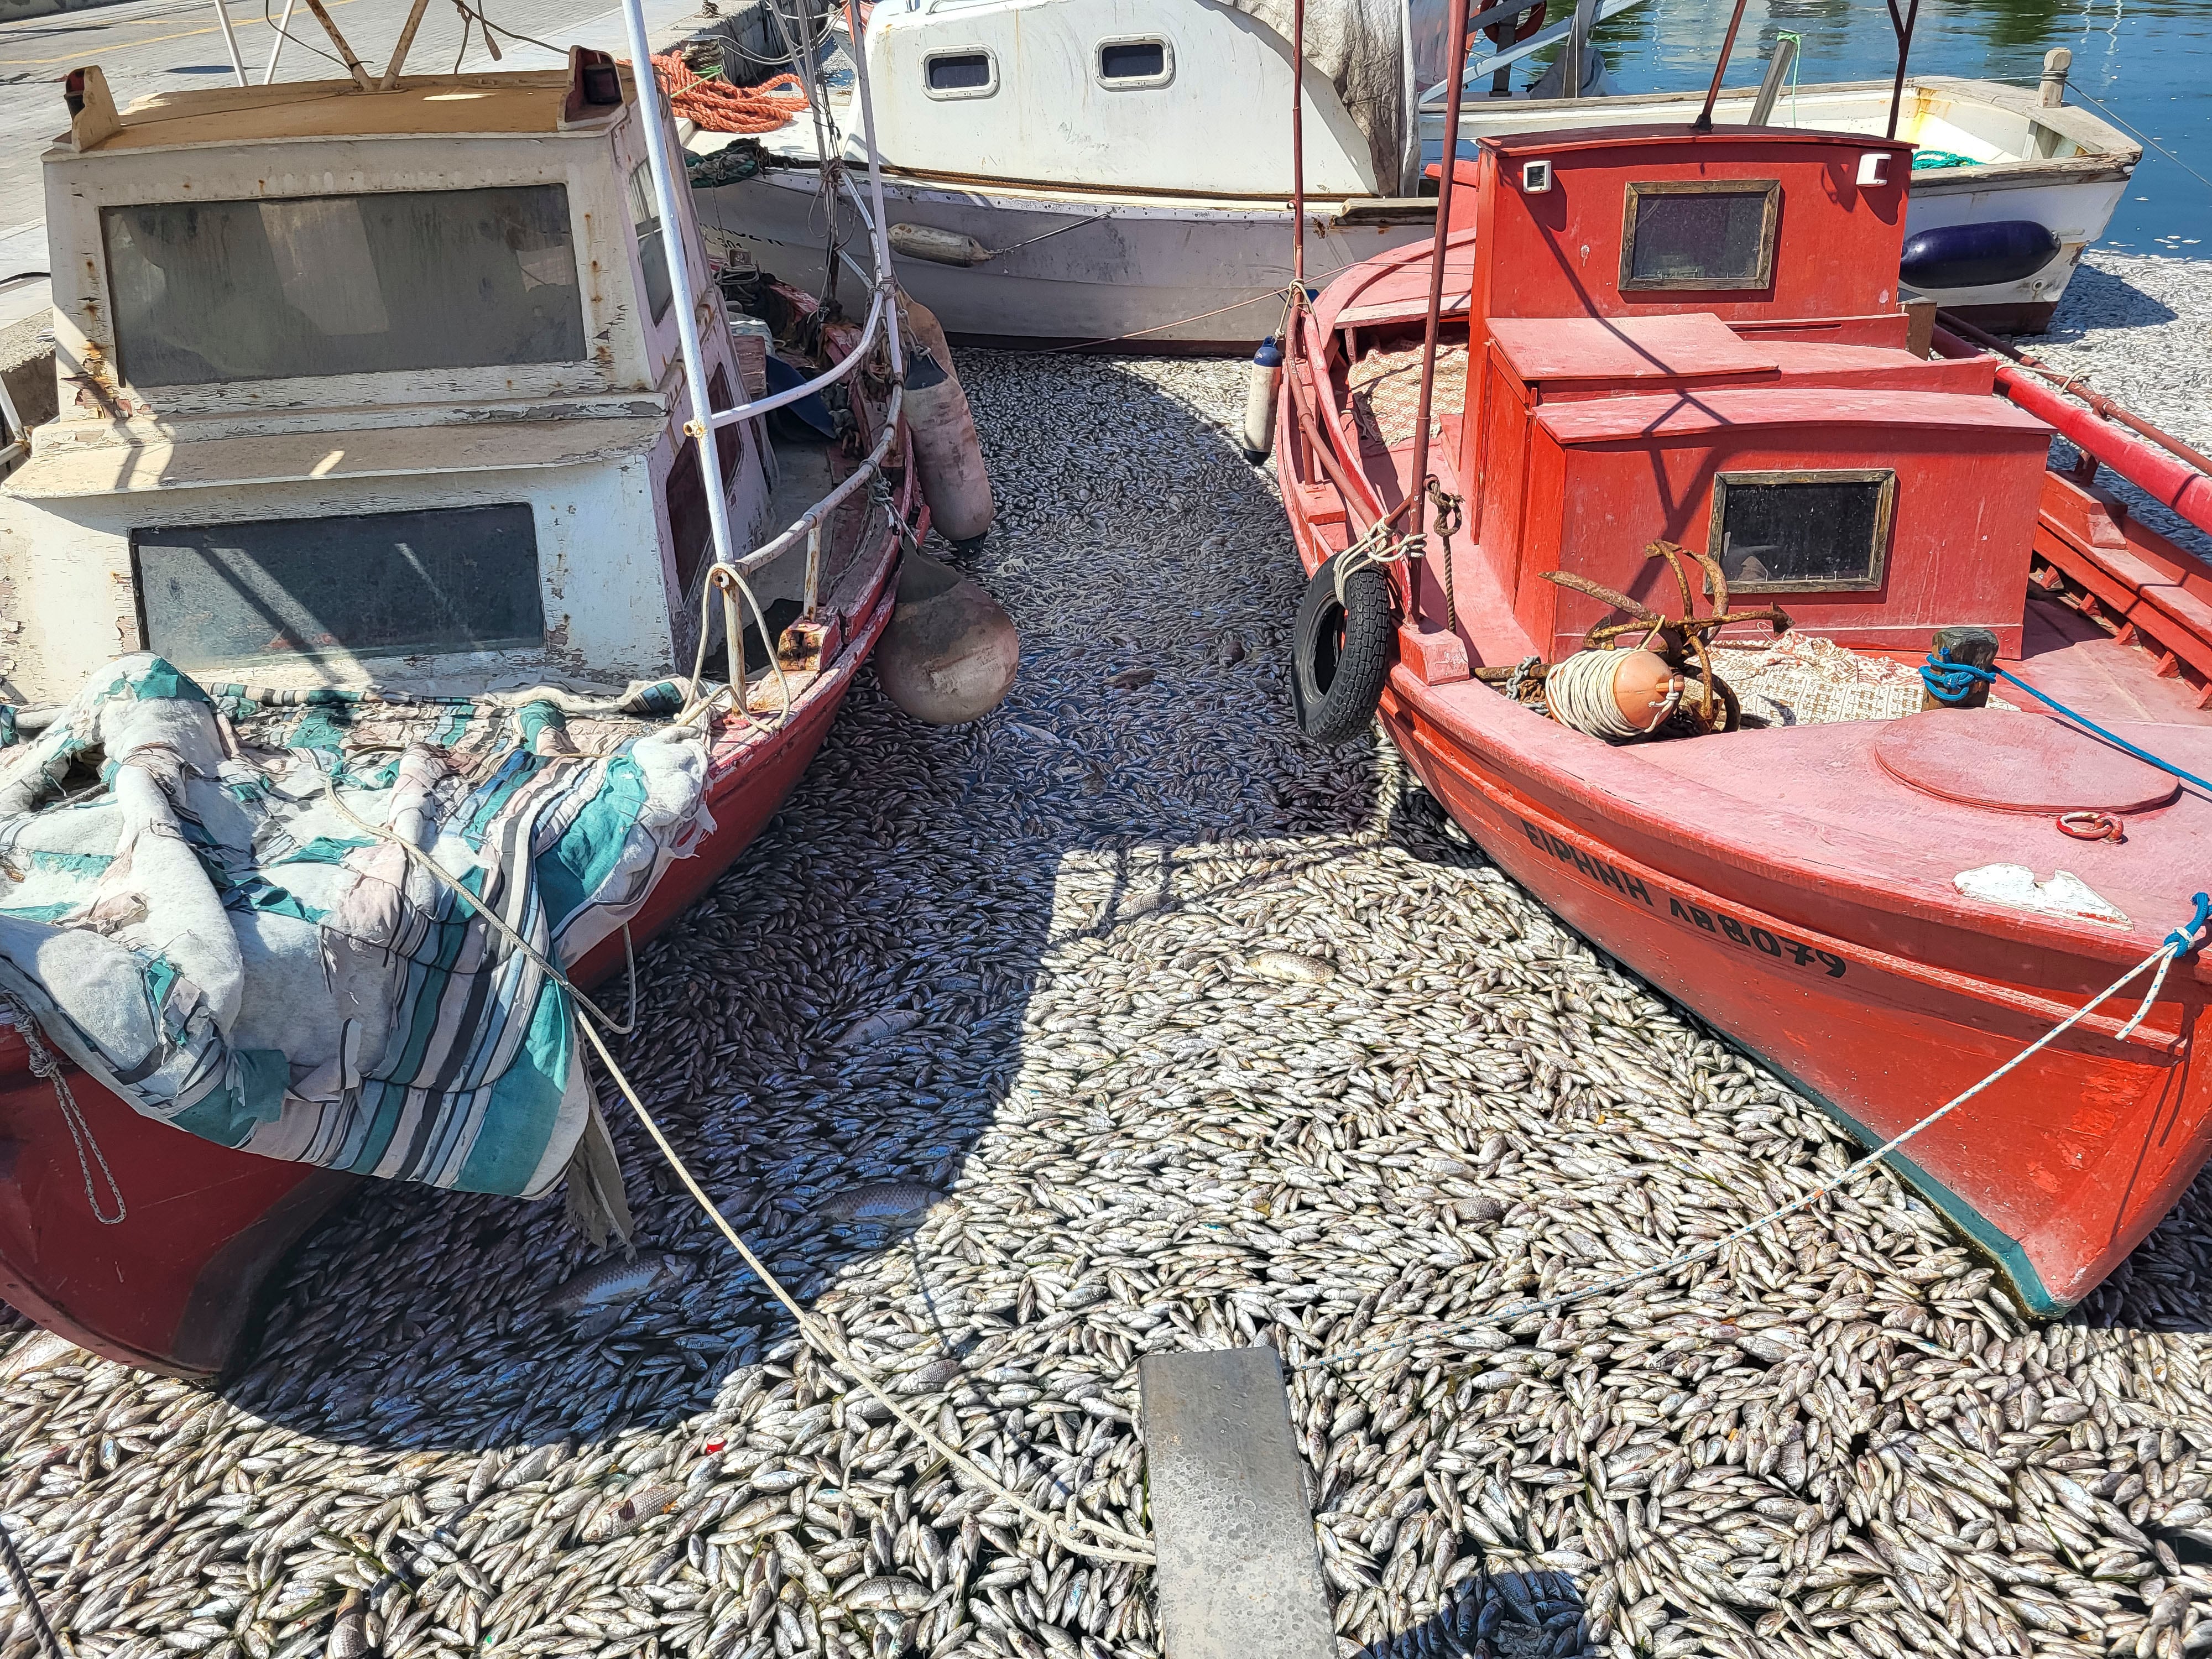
[1097,35,1172,88]
[924,49,997,100]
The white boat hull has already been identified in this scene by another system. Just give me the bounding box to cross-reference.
[693,168,1428,351]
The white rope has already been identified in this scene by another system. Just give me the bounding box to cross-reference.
[326,787,1157,1566]
[0,990,124,1227]
[1542,648,1677,740]
[677,562,796,734]
[1298,922,2199,1373]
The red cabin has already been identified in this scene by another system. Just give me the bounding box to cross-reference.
[1415,127,2053,665]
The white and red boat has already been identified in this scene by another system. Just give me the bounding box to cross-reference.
[0,28,1007,1376]
[1274,109,2212,1316]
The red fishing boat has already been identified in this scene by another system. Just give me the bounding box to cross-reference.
[1273,107,2212,1314]
[0,33,1010,1378]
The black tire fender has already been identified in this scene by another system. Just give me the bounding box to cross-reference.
[1290,551,1396,745]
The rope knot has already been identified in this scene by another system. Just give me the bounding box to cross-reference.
[1918,651,1998,705]
[2166,891,2211,956]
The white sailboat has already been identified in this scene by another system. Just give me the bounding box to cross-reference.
[683,0,2137,348]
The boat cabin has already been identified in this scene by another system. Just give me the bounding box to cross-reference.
[0,57,778,705]
[1426,124,2052,668]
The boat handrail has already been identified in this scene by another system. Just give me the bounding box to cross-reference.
[722,377,907,578]
[1417,0,1645,109]
[708,285,886,430]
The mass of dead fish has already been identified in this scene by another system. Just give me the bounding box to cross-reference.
[0,343,2207,1659]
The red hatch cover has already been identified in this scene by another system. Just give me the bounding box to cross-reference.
[1874,709,2180,814]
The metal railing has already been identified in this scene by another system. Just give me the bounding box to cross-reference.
[620,0,909,721]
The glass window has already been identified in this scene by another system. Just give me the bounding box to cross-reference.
[925,51,994,95]
[133,504,545,667]
[1099,40,1165,81]
[628,163,673,325]
[102,185,586,388]
[1620,180,1780,291]
[1712,470,1895,592]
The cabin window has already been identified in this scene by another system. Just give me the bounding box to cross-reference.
[1098,38,1171,86]
[628,164,674,324]
[102,187,585,388]
[1710,469,1895,592]
[664,364,748,599]
[1619,179,1780,292]
[924,50,997,98]
[132,504,546,668]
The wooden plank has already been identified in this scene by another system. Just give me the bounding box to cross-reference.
[1138,1348,1333,1659]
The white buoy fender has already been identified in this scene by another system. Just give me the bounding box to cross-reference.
[904,346,997,547]
[889,223,993,267]
[876,551,1019,725]
[1243,337,1283,463]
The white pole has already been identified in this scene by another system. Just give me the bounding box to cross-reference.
[262,0,296,81]
[210,0,248,84]
[619,0,740,571]
[844,4,902,380]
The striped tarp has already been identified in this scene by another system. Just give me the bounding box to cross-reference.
[0,657,710,1199]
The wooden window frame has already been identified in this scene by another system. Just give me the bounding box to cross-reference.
[1619,178,1781,293]
[1709,467,1897,593]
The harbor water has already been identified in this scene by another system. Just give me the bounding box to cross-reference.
[1582,0,2212,255]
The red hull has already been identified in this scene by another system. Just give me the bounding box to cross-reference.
[1275,125,2212,1313]
[0,521,904,1380]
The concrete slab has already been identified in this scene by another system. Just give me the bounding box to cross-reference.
[1137,1347,1334,1659]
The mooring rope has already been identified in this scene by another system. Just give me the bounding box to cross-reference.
[330,794,1158,1565]
[0,1516,69,1659]
[0,992,124,1227]
[1297,894,2209,1373]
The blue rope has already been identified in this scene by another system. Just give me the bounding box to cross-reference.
[1919,653,2212,798]
[2167,891,2211,953]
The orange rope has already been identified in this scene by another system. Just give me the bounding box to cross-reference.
[650,53,807,134]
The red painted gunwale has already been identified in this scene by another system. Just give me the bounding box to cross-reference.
[0,432,920,1380]
[1277,129,2212,1316]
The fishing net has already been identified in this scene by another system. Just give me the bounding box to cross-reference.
[1710,633,2014,727]
[1348,342,1470,450]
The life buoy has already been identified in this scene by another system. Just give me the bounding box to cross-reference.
[1290,552,1396,746]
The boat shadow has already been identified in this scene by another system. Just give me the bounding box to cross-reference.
[218,351,1453,1452]
[1354,1564,1588,1659]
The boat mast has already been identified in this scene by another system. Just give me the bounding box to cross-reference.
[1884,0,1923,139]
[1405,0,1477,630]
[622,0,742,575]
[1691,0,1750,132]
[1290,0,1306,299]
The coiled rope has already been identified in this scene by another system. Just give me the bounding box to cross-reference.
[324,787,1156,1566]
[1540,649,1677,741]
[1297,891,2209,1373]
[649,54,808,134]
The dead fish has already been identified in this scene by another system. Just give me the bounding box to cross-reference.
[816,1182,946,1222]
[1246,950,1334,984]
[583,1481,685,1542]
[0,1330,85,1383]
[544,1252,692,1314]
[1214,633,1247,666]
[1105,667,1157,690]
[833,1008,924,1049]
[326,1590,372,1659]
[845,1577,930,1613]
[1004,719,1063,746]
[1456,1194,1509,1226]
